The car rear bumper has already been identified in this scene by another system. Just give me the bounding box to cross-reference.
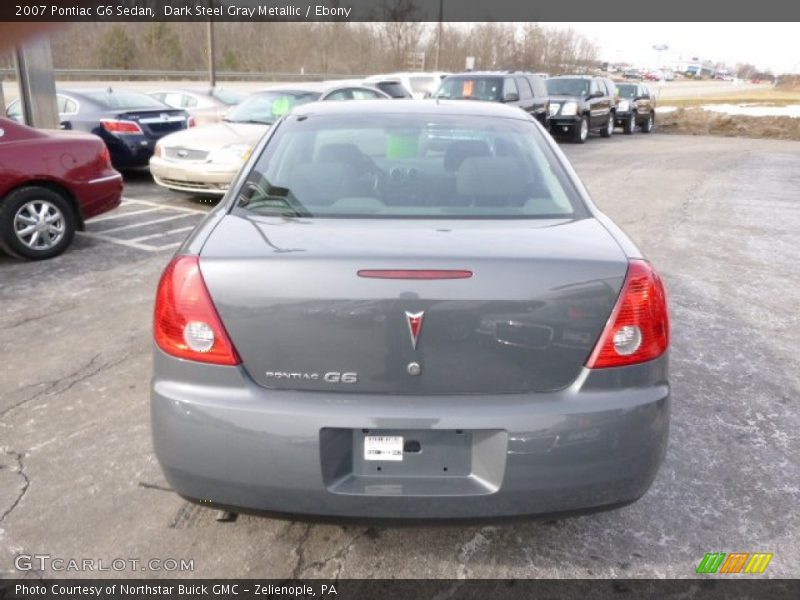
[151,349,669,521]
[150,156,237,195]
[73,171,124,222]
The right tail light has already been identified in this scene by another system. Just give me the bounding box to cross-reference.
[586,259,669,369]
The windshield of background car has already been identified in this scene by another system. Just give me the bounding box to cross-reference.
[409,76,438,95]
[617,84,637,98]
[213,89,248,105]
[234,113,585,219]
[85,92,167,110]
[375,82,410,98]
[225,92,320,124]
[545,78,590,97]
[436,77,503,101]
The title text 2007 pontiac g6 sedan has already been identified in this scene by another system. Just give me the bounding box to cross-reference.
[151,100,670,521]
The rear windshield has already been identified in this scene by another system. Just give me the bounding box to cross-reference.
[213,89,248,105]
[436,77,503,101]
[375,82,411,98]
[225,91,320,125]
[616,84,637,98]
[85,92,166,110]
[235,114,584,219]
[546,78,590,97]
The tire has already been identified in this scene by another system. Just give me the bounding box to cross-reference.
[0,186,77,260]
[600,112,614,138]
[572,115,589,144]
[623,112,636,135]
[642,112,655,133]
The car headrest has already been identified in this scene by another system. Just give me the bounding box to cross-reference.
[290,161,359,206]
[443,139,491,172]
[456,157,527,197]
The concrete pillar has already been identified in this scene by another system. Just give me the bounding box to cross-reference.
[14,36,59,129]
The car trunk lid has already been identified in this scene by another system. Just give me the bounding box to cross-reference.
[199,215,628,394]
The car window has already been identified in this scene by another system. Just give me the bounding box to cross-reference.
[589,80,600,95]
[62,96,78,115]
[546,78,590,97]
[161,93,184,108]
[616,84,637,98]
[408,76,437,95]
[212,89,248,105]
[351,89,385,100]
[225,91,320,124]
[529,76,547,97]
[516,77,533,100]
[436,77,503,101]
[182,95,199,108]
[324,90,352,102]
[236,114,584,220]
[503,78,519,99]
[86,92,167,110]
[375,82,410,98]
[150,92,166,102]
[6,99,22,120]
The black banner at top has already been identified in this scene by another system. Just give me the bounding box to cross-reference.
[1,0,799,22]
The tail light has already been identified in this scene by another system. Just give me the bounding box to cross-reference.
[586,259,669,369]
[99,145,112,168]
[101,119,143,134]
[154,255,240,365]
[187,116,197,128]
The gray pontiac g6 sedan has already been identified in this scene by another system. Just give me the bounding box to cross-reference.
[151,100,670,521]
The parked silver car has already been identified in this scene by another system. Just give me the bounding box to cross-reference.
[149,83,389,195]
[151,100,670,521]
[149,88,248,126]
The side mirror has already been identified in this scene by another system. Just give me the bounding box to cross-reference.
[503,92,520,103]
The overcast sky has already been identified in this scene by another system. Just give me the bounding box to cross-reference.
[556,23,800,74]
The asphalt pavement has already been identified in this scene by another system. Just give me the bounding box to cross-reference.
[1,133,798,578]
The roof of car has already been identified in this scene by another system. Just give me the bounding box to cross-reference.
[289,99,536,120]
[547,75,595,80]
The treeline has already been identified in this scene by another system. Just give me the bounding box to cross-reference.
[34,21,599,76]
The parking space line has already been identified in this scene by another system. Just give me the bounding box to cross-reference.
[120,197,208,215]
[129,226,196,243]
[88,207,163,223]
[77,231,166,252]
[77,198,208,252]
[100,214,193,234]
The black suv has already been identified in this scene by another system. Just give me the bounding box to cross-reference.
[614,82,657,134]
[546,75,618,143]
[435,71,550,127]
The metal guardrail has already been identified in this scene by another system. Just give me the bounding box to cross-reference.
[0,68,365,81]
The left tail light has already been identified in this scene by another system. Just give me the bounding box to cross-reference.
[187,116,196,128]
[585,259,669,369]
[101,119,143,134]
[154,255,240,365]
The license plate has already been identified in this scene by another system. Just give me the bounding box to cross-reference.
[364,435,403,461]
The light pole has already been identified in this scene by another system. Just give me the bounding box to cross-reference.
[435,0,443,70]
[207,0,216,89]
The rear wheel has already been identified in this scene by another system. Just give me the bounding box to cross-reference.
[600,112,614,138]
[572,116,589,144]
[0,186,76,260]
[642,112,655,133]
[623,112,636,134]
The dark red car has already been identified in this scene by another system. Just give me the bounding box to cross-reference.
[0,117,122,259]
